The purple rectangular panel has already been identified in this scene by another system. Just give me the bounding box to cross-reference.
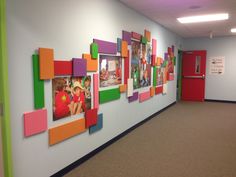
[122,30,131,45]
[128,92,139,103]
[73,58,87,77]
[172,45,175,53]
[93,39,117,54]
[164,53,168,60]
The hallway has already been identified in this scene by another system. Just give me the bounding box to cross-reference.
[65,102,236,177]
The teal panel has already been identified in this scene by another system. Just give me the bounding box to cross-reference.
[89,113,103,134]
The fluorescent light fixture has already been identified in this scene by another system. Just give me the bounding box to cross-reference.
[231,28,236,33]
[177,13,229,24]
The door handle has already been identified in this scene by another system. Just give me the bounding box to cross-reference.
[183,75,205,79]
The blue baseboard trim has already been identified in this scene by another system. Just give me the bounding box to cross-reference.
[205,99,236,104]
[51,101,176,177]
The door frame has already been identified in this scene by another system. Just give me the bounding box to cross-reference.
[177,50,183,101]
[0,0,13,176]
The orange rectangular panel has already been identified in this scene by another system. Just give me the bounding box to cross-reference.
[144,29,151,42]
[49,118,86,145]
[39,48,54,79]
[121,41,128,57]
[150,87,155,97]
[119,84,127,93]
[83,54,98,72]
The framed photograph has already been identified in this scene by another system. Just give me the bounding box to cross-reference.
[131,40,151,89]
[52,76,91,121]
[99,55,122,88]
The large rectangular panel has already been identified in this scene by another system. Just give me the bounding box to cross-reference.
[117,38,122,52]
[122,30,131,45]
[99,88,120,104]
[32,54,44,109]
[89,113,103,134]
[39,48,54,79]
[24,109,47,137]
[93,74,99,109]
[49,118,86,145]
[93,39,117,54]
[152,39,156,56]
[124,50,130,84]
[54,60,72,76]
[139,91,151,102]
[128,91,138,103]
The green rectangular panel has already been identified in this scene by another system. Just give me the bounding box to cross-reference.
[153,66,157,86]
[91,42,98,59]
[174,56,176,65]
[141,36,147,44]
[99,88,120,104]
[33,54,44,109]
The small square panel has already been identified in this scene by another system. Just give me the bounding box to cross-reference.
[73,58,87,76]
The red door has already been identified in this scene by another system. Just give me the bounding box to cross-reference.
[181,50,206,101]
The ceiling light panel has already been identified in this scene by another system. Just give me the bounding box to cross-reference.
[177,13,229,24]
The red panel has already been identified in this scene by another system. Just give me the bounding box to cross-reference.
[155,86,163,95]
[131,32,142,40]
[85,108,98,128]
[124,50,130,84]
[151,55,156,66]
[54,60,72,76]
[182,50,206,101]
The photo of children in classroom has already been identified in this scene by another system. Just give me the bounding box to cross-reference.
[52,76,91,121]
[131,40,151,89]
[99,55,122,87]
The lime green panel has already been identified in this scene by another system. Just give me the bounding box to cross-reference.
[99,88,120,104]
[33,54,45,109]
[0,0,13,176]
[141,36,147,44]
[90,43,98,59]
[153,66,157,87]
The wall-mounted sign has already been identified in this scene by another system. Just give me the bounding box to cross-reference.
[209,56,225,75]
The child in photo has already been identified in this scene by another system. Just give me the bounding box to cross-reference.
[84,77,91,110]
[71,81,85,115]
[53,78,72,120]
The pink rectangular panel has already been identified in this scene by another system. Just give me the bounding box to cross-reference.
[168,73,174,81]
[93,74,99,109]
[131,32,142,40]
[139,91,151,103]
[24,109,47,137]
[152,39,157,56]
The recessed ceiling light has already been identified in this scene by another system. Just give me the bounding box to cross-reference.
[177,13,229,24]
[231,28,236,33]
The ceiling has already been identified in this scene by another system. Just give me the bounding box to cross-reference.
[120,0,236,38]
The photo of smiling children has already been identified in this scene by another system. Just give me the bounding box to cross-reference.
[52,76,91,121]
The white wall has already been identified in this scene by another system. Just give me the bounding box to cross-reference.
[6,0,183,176]
[184,36,236,101]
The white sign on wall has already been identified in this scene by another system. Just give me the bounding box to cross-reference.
[209,56,225,75]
